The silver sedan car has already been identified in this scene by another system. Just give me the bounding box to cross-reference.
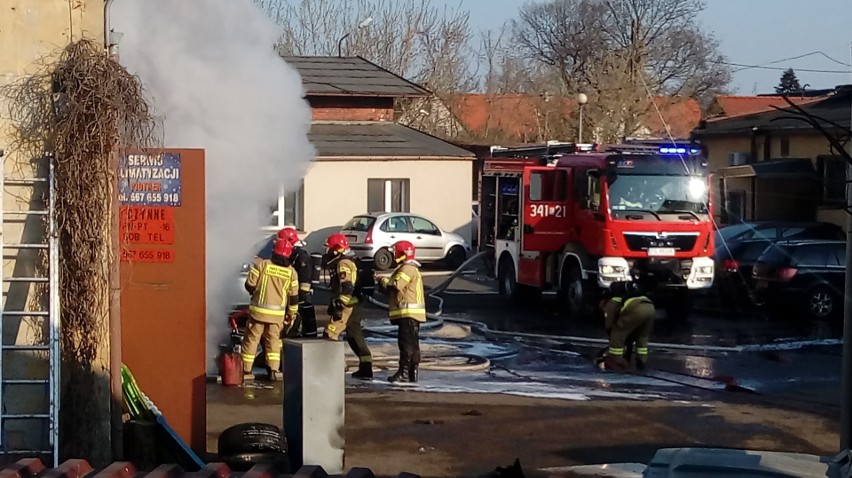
[340,212,469,270]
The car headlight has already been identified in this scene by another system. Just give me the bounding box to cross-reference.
[600,264,626,275]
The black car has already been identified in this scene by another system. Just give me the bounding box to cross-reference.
[751,240,846,320]
[713,222,844,305]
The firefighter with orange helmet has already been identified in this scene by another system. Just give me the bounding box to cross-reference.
[377,240,426,383]
[277,227,317,338]
[242,238,299,381]
[322,233,373,380]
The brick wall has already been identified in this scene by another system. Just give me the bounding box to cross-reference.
[309,96,395,122]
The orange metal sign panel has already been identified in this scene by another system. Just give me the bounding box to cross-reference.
[120,148,206,453]
[120,247,175,263]
[120,206,176,245]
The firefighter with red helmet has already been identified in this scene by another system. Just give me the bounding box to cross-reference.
[241,238,300,381]
[322,233,373,380]
[377,240,425,383]
[277,227,317,338]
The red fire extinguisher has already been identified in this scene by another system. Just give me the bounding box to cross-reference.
[220,316,244,386]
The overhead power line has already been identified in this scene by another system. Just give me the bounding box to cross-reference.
[719,61,849,74]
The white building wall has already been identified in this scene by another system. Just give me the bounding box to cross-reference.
[300,159,473,252]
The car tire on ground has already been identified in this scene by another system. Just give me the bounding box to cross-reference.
[805,285,837,320]
[217,423,287,457]
[373,248,394,271]
[445,246,467,270]
[222,451,290,472]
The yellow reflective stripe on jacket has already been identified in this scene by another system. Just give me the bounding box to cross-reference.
[249,268,260,278]
[299,283,312,292]
[612,297,623,303]
[339,294,360,306]
[249,305,287,316]
[389,304,426,317]
[394,271,412,284]
[636,347,649,356]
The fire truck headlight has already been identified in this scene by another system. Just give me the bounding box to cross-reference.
[688,177,707,201]
[600,264,626,275]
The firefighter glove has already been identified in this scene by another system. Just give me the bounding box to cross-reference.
[331,297,345,310]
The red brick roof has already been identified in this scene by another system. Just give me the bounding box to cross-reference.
[447,94,701,141]
[446,94,568,143]
[640,97,701,138]
[710,95,826,118]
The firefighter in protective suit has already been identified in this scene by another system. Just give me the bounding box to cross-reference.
[322,233,373,380]
[377,241,426,383]
[601,281,655,372]
[277,227,317,338]
[242,238,299,381]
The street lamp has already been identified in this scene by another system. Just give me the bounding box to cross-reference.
[577,93,588,144]
[337,17,373,57]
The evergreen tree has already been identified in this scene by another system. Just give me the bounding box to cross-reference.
[775,68,803,95]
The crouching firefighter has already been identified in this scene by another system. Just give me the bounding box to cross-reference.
[601,281,655,372]
[377,241,426,383]
[241,238,300,381]
[277,227,317,338]
[322,233,373,380]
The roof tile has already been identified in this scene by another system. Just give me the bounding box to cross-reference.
[309,122,475,159]
[282,57,429,98]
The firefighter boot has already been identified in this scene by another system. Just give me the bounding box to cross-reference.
[407,363,418,383]
[352,362,373,381]
[388,362,410,383]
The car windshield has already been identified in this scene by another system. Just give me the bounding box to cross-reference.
[608,174,708,213]
[342,216,376,232]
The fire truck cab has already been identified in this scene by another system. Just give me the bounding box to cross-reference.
[478,142,715,320]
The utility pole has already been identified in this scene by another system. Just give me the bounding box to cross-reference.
[840,41,852,451]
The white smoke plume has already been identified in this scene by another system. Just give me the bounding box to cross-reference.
[112,0,315,373]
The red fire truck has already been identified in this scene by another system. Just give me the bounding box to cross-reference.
[478,142,715,320]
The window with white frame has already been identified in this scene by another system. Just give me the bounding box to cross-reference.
[367,178,410,213]
[271,182,304,229]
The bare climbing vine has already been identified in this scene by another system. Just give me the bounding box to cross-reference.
[1,39,155,377]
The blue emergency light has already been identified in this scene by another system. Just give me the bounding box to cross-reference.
[659,147,700,155]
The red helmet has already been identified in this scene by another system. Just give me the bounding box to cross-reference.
[276,227,300,245]
[273,238,293,257]
[325,233,350,254]
[393,240,415,262]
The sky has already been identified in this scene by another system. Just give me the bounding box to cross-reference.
[458,0,852,95]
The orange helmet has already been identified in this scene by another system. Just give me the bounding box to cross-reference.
[393,240,415,262]
[276,227,300,245]
[273,238,293,257]
[325,233,350,254]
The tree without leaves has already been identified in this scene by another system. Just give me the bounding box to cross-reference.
[511,0,731,141]
[775,68,803,95]
[254,0,477,137]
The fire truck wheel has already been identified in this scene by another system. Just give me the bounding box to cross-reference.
[498,256,519,300]
[373,248,394,271]
[558,263,586,319]
[663,292,694,321]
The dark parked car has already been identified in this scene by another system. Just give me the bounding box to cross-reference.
[751,240,846,320]
[714,222,844,305]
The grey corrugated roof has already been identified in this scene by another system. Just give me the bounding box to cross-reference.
[309,122,475,159]
[282,56,429,97]
[695,88,851,136]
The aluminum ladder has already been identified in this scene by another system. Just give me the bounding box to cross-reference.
[0,154,59,464]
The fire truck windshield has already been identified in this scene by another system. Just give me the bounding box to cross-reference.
[608,174,708,214]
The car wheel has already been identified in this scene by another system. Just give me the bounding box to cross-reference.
[222,451,290,472]
[218,423,287,457]
[373,248,394,271]
[445,246,466,270]
[806,285,837,320]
